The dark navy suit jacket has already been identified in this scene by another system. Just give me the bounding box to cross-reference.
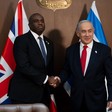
[8,31,54,104]
[60,41,112,112]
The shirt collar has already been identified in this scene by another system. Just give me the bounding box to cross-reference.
[30,30,44,40]
[80,41,93,49]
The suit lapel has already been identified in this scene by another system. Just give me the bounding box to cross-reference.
[28,32,41,52]
[44,37,51,64]
[74,43,83,76]
[85,41,98,76]
[28,31,45,64]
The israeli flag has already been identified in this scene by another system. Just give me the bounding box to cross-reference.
[87,1,107,45]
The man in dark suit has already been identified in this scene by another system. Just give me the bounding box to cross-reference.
[8,13,54,107]
[51,20,112,112]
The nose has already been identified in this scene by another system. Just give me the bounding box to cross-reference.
[38,21,42,24]
[85,32,89,36]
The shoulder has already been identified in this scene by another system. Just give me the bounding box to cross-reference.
[14,31,30,43]
[94,41,111,50]
[67,42,79,51]
[13,32,31,48]
[93,41,111,54]
[64,42,80,55]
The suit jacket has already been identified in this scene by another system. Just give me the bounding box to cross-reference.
[59,41,112,112]
[8,31,54,103]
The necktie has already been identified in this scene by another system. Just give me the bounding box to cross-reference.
[38,37,47,64]
[80,45,88,75]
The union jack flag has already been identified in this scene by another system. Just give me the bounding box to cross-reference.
[0,0,29,104]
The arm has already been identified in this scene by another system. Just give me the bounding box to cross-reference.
[105,47,112,110]
[13,35,47,85]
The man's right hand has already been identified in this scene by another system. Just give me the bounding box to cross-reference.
[48,76,61,88]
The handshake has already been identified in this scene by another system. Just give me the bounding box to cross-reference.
[48,76,61,88]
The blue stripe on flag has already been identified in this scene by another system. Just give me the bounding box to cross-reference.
[1,98,11,104]
[10,18,15,36]
[0,72,4,77]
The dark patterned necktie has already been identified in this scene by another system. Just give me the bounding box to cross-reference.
[38,37,46,64]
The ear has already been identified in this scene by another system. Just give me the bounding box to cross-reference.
[76,31,80,37]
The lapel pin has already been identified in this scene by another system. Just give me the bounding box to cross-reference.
[95,50,97,53]
[46,41,49,45]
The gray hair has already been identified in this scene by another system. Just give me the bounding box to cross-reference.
[76,20,94,32]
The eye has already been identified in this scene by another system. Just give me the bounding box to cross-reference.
[88,29,93,33]
[32,19,39,23]
[81,30,86,33]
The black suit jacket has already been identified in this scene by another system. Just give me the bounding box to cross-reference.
[59,41,112,112]
[8,31,54,103]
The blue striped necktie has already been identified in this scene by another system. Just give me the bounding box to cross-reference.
[38,37,47,65]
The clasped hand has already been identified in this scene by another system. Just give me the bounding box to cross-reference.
[48,76,61,88]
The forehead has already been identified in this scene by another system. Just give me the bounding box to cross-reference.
[32,15,44,20]
[80,22,93,30]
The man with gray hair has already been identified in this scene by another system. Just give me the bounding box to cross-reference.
[51,20,112,112]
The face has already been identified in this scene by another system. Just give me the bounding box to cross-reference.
[76,21,94,45]
[29,14,45,35]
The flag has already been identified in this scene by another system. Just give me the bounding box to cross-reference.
[87,1,107,45]
[64,78,71,96]
[0,0,29,104]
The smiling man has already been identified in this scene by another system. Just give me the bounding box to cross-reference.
[51,20,112,112]
[8,13,55,108]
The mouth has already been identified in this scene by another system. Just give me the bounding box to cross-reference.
[38,26,43,28]
[85,37,91,40]
[36,27,44,32]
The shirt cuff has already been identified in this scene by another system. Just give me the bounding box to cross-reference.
[43,75,48,84]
